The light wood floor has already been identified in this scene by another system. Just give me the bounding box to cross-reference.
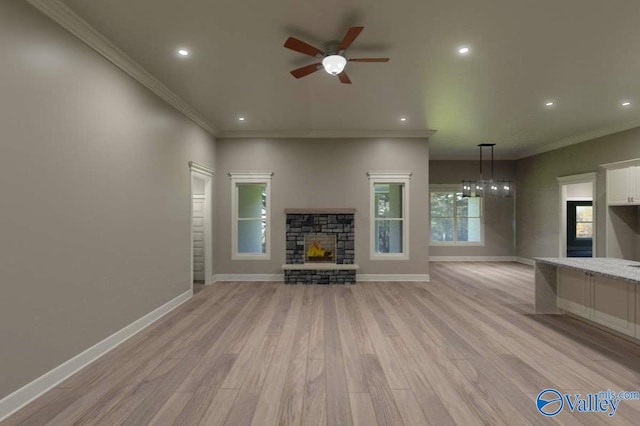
[5,262,640,425]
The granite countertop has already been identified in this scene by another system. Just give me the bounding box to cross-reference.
[534,257,640,283]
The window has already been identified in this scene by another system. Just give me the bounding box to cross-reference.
[575,205,593,239]
[368,172,411,259]
[430,185,483,244]
[230,172,272,259]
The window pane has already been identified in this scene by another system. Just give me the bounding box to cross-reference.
[467,197,481,217]
[375,184,403,218]
[431,218,454,241]
[455,194,481,218]
[238,183,266,218]
[457,217,482,242]
[576,206,592,222]
[430,192,454,218]
[576,223,593,239]
[238,219,266,253]
[375,220,403,253]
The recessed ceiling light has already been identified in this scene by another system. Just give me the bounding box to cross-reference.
[177,49,189,57]
[238,116,246,121]
[622,101,632,107]
[400,117,407,122]
[458,46,470,55]
[545,101,555,107]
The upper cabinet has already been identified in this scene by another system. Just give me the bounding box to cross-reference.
[603,159,640,205]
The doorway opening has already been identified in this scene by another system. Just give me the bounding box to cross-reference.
[558,173,596,258]
[566,200,593,257]
[190,162,214,294]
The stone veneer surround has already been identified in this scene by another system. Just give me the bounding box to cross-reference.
[285,209,356,284]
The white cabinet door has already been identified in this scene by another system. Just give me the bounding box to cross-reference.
[558,268,592,318]
[607,167,631,205]
[631,166,640,204]
[592,275,636,336]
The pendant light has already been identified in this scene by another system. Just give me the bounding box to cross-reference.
[462,144,512,197]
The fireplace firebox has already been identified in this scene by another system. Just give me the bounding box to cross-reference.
[304,233,336,263]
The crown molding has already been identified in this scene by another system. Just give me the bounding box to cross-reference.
[216,129,436,139]
[25,0,217,136]
[515,119,640,159]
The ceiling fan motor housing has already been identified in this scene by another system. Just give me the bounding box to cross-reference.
[321,41,346,75]
[322,41,341,56]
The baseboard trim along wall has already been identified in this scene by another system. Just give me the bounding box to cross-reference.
[213,274,284,282]
[0,289,192,422]
[213,274,431,282]
[357,274,431,282]
[515,257,535,266]
[430,256,518,262]
[430,256,536,266]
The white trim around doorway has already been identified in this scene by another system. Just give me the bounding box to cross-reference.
[557,172,597,258]
[190,162,215,288]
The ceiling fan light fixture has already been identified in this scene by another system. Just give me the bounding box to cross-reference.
[322,55,347,75]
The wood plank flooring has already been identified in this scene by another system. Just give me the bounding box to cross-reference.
[4,262,640,425]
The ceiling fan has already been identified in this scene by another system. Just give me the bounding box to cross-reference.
[284,26,390,84]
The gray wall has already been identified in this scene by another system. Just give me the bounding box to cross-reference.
[430,161,516,257]
[0,2,216,399]
[516,127,640,259]
[215,138,430,275]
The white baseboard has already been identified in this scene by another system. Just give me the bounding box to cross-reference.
[429,256,518,262]
[515,257,535,266]
[0,289,192,422]
[213,273,431,282]
[213,274,284,282]
[357,274,431,282]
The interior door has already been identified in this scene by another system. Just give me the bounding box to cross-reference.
[192,194,205,281]
[566,201,593,257]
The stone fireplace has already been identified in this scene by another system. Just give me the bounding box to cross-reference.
[283,209,357,284]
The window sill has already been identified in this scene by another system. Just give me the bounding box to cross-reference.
[371,253,410,261]
[232,254,271,260]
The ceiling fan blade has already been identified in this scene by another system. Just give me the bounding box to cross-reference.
[339,26,364,50]
[338,72,352,84]
[348,58,390,62]
[290,63,322,78]
[284,37,324,57]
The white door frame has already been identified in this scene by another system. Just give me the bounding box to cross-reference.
[189,162,214,290]
[557,172,597,258]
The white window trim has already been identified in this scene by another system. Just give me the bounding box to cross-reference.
[229,172,273,260]
[429,184,485,246]
[368,171,411,260]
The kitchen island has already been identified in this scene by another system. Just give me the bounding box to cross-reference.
[534,257,640,341]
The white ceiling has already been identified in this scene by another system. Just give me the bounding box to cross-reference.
[56,0,640,159]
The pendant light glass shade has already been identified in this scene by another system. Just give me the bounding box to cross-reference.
[322,55,347,75]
